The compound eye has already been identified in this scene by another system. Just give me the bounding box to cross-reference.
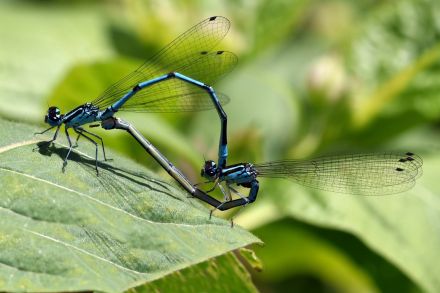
[48,107,61,121]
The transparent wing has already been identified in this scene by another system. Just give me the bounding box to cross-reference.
[121,91,230,113]
[92,16,232,110]
[92,51,237,112]
[254,152,423,195]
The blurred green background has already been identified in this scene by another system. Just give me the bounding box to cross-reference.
[1,0,440,292]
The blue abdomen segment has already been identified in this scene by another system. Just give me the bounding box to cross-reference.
[98,74,171,121]
[218,144,228,169]
[97,71,229,168]
[172,73,228,168]
[173,72,205,87]
[112,74,170,111]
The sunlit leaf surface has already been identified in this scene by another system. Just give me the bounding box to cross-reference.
[0,118,260,292]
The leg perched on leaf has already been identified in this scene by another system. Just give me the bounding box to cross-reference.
[34,125,61,144]
[33,125,61,152]
[77,126,109,161]
[208,180,260,227]
[227,183,256,227]
[73,128,100,175]
[62,127,73,172]
[209,182,233,222]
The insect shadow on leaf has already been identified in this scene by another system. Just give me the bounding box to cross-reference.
[34,141,188,209]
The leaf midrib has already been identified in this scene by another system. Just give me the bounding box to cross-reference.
[0,139,40,154]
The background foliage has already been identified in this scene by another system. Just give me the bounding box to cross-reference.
[1,0,440,292]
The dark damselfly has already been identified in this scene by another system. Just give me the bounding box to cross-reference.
[36,16,235,174]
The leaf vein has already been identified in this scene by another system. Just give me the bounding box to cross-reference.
[22,228,144,275]
[0,139,41,154]
[0,167,219,228]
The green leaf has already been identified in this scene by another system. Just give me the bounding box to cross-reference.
[251,218,419,293]
[0,117,260,292]
[251,0,310,54]
[130,252,258,293]
[347,0,440,129]
[239,247,263,272]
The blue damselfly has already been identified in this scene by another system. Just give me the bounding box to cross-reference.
[37,16,235,174]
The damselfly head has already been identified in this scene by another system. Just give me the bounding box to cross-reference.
[44,106,62,126]
[201,160,217,179]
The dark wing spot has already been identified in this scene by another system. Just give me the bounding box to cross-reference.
[406,152,414,156]
[396,167,404,172]
[209,16,217,21]
[217,50,224,54]
[399,158,407,162]
[406,157,414,161]
[200,51,208,55]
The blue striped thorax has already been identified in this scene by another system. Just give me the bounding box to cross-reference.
[201,160,257,186]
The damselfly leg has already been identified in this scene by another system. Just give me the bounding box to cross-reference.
[34,125,55,135]
[194,178,221,193]
[76,127,109,161]
[33,125,61,152]
[208,181,259,226]
[227,184,255,227]
[73,128,100,175]
[208,184,232,211]
[34,125,61,142]
[62,127,73,173]
[219,183,232,201]
[229,185,248,201]
[207,178,221,193]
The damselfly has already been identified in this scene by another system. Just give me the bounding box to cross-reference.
[199,152,423,212]
[36,16,235,174]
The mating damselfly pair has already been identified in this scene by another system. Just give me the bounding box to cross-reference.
[37,16,423,214]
